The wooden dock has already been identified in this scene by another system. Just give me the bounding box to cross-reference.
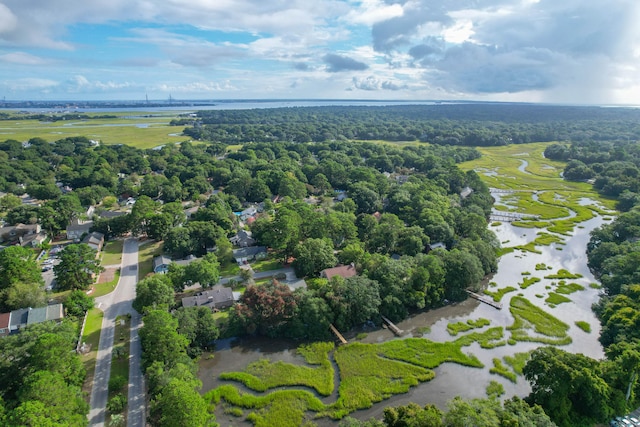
[329,324,348,345]
[466,290,503,310]
[381,315,403,336]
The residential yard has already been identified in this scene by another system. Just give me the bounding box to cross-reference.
[251,258,283,273]
[91,268,121,298]
[219,262,241,277]
[101,240,124,266]
[138,240,163,278]
[81,308,104,401]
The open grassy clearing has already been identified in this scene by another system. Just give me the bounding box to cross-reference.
[0,116,188,149]
[106,315,131,425]
[101,240,124,266]
[508,296,571,345]
[92,269,121,298]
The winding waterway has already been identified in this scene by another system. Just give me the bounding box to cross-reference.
[199,199,608,425]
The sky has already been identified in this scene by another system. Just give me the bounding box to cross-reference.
[1,0,640,104]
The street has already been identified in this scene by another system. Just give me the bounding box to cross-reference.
[88,238,145,427]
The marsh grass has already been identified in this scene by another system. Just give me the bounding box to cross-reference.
[504,351,531,375]
[544,269,583,280]
[545,292,571,306]
[508,296,571,345]
[519,277,541,289]
[556,282,585,294]
[484,286,517,302]
[446,318,490,336]
[575,321,592,333]
[490,358,517,383]
[219,342,334,396]
[329,342,434,418]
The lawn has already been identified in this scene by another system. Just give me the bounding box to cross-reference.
[101,240,124,266]
[81,308,104,401]
[251,258,283,272]
[92,269,121,298]
[138,240,164,278]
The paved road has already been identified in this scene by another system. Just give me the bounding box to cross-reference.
[184,266,296,292]
[89,238,145,427]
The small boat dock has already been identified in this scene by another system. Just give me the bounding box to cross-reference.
[381,315,403,336]
[466,290,503,310]
[329,324,348,345]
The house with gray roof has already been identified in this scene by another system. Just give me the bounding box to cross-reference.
[82,231,104,252]
[181,285,235,310]
[9,308,29,333]
[153,255,172,274]
[27,307,48,325]
[6,303,64,334]
[233,246,267,265]
[66,218,93,241]
[229,230,256,248]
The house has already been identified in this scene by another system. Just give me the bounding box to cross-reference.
[98,210,127,220]
[21,230,47,248]
[229,230,256,248]
[153,255,172,274]
[82,231,105,252]
[0,312,10,337]
[239,206,258,221]
[181,285,235,310]
[7,304,65,333]
[321,264,358,280]
[0,223,41,245]
[428,242,447,251]
[460,186,474,199]
[66,218,93,241]
[184,206,199,220]
[233,246,267,265]
[334,190,348,202]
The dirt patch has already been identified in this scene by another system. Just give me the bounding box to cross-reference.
[98,267,118,284]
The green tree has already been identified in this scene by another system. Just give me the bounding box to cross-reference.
[139,310,190,370]
[2,281,46,312]
[0,193,21,211]
[524,346,615,427]
[64,290,95,318]
[150,378,210,427]
[384,402,443,427]
[292,238,337,277]
[53,244,103,291]
[184,254,220,288]
[133,275,174,314]
[0,246,43,289]
[174,306,219,352]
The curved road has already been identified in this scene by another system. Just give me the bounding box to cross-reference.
[89,238,145,427]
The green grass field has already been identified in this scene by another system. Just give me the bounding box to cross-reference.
[81,308,103,401]
[101,240,124,266]
[138,240,164,278]
[0,114,188,149]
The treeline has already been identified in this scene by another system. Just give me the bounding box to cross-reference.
[183,104,640,146]
[0,112,117,121]
[545,140,640,210]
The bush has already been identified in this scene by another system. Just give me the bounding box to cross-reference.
[109,375,128,394]
[107,393,127,414]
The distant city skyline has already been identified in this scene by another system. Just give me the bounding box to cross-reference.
[1,1,639,105]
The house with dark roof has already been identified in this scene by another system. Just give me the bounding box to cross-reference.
[181,285,235,310]
[82,231,104,252]
[0,223,42,246]
[229,230,256,248]
[98,210,128,220]
[6,303,65,334]
[320,264,358,280]
[460,186,474,199]
[233,246,267,265]
[0,312,10,337]
[66,218,93,241]
[153,255,172,274]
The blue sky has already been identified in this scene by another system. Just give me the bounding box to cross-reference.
[1,0,639,104]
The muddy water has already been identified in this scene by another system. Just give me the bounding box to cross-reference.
[199,210,607,425]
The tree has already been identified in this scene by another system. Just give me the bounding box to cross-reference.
[133,275,175,314]
[383,402,443,427]
[292,238,337,278]
[139,310,190,370]
[54,244,103,291]
[231,280,299,337]
[326,275,381,331]
[150,378,210,427]
[0,193,21,211]
[174,306,219,353]
[438,249,484,301]
[64,290,95,318]
[523,346,616,427]
[2,281,46,312]
[184,254,220,288]
[0,246,43,289]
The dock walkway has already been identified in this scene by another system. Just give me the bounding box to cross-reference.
[466,290,503,310]
[329,324,348,345]
[381,315,403,336]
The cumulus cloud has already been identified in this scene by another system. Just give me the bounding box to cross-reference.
[351,75,407,91]
[323,53,368,72]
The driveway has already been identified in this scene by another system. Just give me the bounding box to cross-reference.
[89,238,145,427]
